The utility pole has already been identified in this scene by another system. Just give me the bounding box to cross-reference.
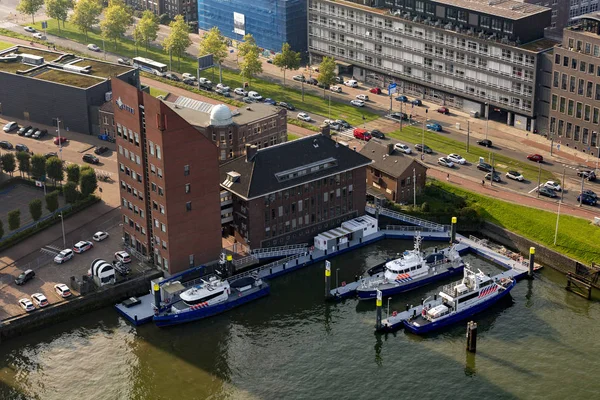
[400,102,404,131]
[56,118,63,163]
[579,174,585,207]
[554,201,561,246]
[466,120,470,153]
[550,136,554,156]
[485,102,489,140]
[536,161,542,198]
[328,93,331,120]
[102,38,106,60]
[413,168,416,207]
[59,212,66,249]
[490,153,495,187]
[561,167,565,202]
[301,80,305,102]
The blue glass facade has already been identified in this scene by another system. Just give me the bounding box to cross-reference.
[198,0,307,53]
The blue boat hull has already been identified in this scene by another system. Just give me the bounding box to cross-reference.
[402,280,516,334]
[153,285,270,327]
[357,265,464,300]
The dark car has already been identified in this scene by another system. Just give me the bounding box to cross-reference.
[15,144,29,152]
[17,125,31,136]
[94,146,109,155]
[414,143,432,153]
[577,170,596,181]
[485,172,501,182]
[45,152,58,159]
[182,78,196,86]
[582,189,597,199]
[527,154,544,162]
[263,98,277,105]
[24,127,36,137]
[390,112,408,121]
[412,99,422,106]
[82,153,99,164]
[538,186,556,198]
[307,77,318,85]
[370,129,385,139]
[336,120,351,129]
[477,162,493,172]
[0,140,13,150]
[335,76,344,84]
[437,106,450,114]
[277,102,295,111]
[32,129,47,139]
[578,194,597,206]
[477,139,493,147]
[15,269,35,285]
[395,95,408,102]
[165,72,180,81]
[266,59,273,64]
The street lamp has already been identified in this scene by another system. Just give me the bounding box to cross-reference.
[387,297,392,318]
[554,201,561,246]
[59,212,66,249]
[336,268,340,288]
[485,102,490,141]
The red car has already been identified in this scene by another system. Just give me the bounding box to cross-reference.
[369,87,382,94]
[527,154,543,162]
[437,107,450,114]
[353,128,372,141]
[54,136,68,145]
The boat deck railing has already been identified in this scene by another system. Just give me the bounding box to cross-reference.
[250,243,309,259]
[385,225,451,232]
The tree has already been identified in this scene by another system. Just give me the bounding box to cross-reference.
[71,0,102,41]
[319,56,337,98]
[45,0,73,32]
[31,154,46,180]
[238,34,257,59]
[272,42,301,87]
[45,191,59,213]
[46,157,64,185]
[66,163,80,184]
[16,0,44,24]
[162,15,192,71]
[29,199,43,222]
[80,168,98,197]
[0,220,4,240]
[158,13,170,25]
[8,210,20,231]
[138,10,159,56]
[238,34,262,89]
[198,27,228,83]
[16,152,31,177]
[1,153,16,177]
[100,0,134,50]
[63,181,79,204]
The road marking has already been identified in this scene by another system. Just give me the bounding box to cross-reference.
[528,185,540,194]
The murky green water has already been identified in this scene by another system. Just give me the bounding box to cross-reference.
[1,240,599,400]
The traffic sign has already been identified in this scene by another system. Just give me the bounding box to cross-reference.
[388,82,397,95]
[41,21,47,29]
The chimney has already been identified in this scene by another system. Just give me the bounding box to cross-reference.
[246,144,258,162]
[387,143,395,155]
[320,123,331,137]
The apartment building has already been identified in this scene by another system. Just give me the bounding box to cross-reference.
[99,101,116,138]
[112,79,222,275]
[219,133,372,249]
[549,12,600,154]
[126,0,198,23]
[308,0,554,132]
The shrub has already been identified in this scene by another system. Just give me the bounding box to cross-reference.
[421,202,430,212]
[63,181,79,204]
[45,191,60,213]
[8,209,20,231]
[29,199,43,221]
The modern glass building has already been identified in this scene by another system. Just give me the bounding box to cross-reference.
[198,0,307,53]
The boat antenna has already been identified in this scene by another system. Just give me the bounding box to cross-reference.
[414,232,422,252]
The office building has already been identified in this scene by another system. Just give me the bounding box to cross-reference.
[126,0,198,23]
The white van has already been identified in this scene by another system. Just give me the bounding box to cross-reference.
[248,91,263,100]
[344,79,358,88]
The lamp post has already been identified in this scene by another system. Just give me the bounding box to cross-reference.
[387,297,392,318]
[413,168,416,207]
[485,102,490,140]
[336,268,340,288]
[536,161,542,198]
[59,212,66,249]
[554,201,561,246]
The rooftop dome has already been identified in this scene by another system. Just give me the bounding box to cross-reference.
[210,104,233,126]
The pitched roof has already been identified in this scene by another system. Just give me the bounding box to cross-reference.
[99,101,114,113]
[219,134,372,199]
[359,141,427,178]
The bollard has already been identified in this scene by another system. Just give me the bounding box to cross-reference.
[153,283,161,312]
[528,247,535,278]
[466,321,478,352]
[405,304,409,311]
[450,216,457,243]
[375,289,383,330]
[134,315,138,323]
[325,260,332,300]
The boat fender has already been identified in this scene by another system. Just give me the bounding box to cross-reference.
[342,281,346,287]
[392,311,398,317]
[421,308,426,317]
[154,307,159,316]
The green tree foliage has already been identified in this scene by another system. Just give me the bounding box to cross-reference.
[66,163,80,184]
[46,157,64,184]
[16,0,44,24]
[162,15,192,70]
[31,154,46,180]
[63,181,79,204]
[1,153,16,176]
[45,191,60,213]
[138,10,159,55]
[71,0,102,40]
[16,152,31,177]
[318,56,337,97]
[80,168,98,197]
[29,199,43,222]
[100,0,134,49]
[272,42,300,87]
[45,0,73,32]
[198,27,228,82]
[238,34,257,59]
[8,210,21,231]
[0,220,4,240]
[238,34,262,89]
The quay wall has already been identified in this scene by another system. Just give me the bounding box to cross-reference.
[0,270,163,342]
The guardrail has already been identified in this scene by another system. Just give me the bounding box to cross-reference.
[385,225,451,232]
[233,252,309,280]
[367,205,446,231]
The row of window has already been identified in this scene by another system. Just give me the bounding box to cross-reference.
[120,180,144,201]
[119,146,141,165]
[551,95,600,122]
[555,53,600,75]
[123,198,145,219]
[553,72,600,100]
[123,215,146,236]
[148,140,162,159]
[264,173,354,206]
[566,36,600,58]
[264,203,354,239]
[120,163,143,183]
[117,123,140,147]
[549,117,598,148]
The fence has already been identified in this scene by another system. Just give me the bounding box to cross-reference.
[385,225,451,232]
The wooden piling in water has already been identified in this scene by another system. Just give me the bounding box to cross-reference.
[466,321,478,352]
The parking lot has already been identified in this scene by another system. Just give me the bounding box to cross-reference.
[0,183,66,233]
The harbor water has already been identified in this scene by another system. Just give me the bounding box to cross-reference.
[1,239,599,400]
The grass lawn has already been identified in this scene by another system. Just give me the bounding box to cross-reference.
[35,68,103,88]
[287,133,300,141]
[29,20,379,126]
[0,41,14,50]
[389,126,556,182]
[148,86,168,98]
[432,181,600,264]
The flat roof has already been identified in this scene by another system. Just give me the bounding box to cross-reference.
[431,0,549,20]
[166,100,282,128]
[0,45,134,88]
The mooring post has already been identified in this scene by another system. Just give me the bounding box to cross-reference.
[466,321,478,352]
[528,247,535,278]
[375,289,383,330]
[325,260,332,300]
[153,283,161,312]
[450,216,457,243]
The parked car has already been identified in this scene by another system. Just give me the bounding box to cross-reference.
[447,153,466,164]
[477,162,493,172]
[336,120,351,129]
[117,57,131,65]
[414,143,432,153]
[485,172,501,182]
[543,180,562,192]
[242,97,254,103]
[3,121,18,132]
[115,251,132,264]
[506,170,524,181]
[0,140,13,150]
[328,122,342,131]
[344,80,358,88]
[165,72,180,81]
[527,154,544,162]
[438,157,454,168]
[330,85,342,93]
[578,194,597,206]
[335,76,344,84]
[82,154,99,164]
[394,143,412,154]
[437,106,450,114]
[411,99,422,106]
[395,95,408,102]
[582,189,597,199]
[350,99,365,107]
[370,129,385,139]
[215,88,231,97]
[24,26,36,33]
[234,87,248,96]
[477,139,493,147]
[390,112,408,121]
[87,43,101,52]
[44,152,58,159]
[33,32,47,40]
[31,293,49,308]
[54,283,72,298]
[277,102,295,111]
[113,260,131,276]
[94,146,109,155]
[24,127,36,137]
[369,87,382,94]
[93,231,109,242]
[19,298,35,312]
[54,136,68,145]
[353,128,372,141]
[15,144,29,153]
[577,170,596,181]
[266,59,273,64]
[307,78,318,85]
[18,125,31,136]
[54,249,74,264]
[15,269,35,285]
[538,186,556,198]
[263,98,277,105]
[293,75,306,82]
[32,129,47,139]
[297,112,311,122]
[73,240,93,254]
[248,91,262,100]
[426,123,442,132]
[216,83,230,92]
[356,94,369,101]
[182,78,196,86]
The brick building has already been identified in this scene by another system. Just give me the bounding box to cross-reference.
[219,133,372,248]
[359,141,427,204]
[112,79,222,275]
[99,101,116,137]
